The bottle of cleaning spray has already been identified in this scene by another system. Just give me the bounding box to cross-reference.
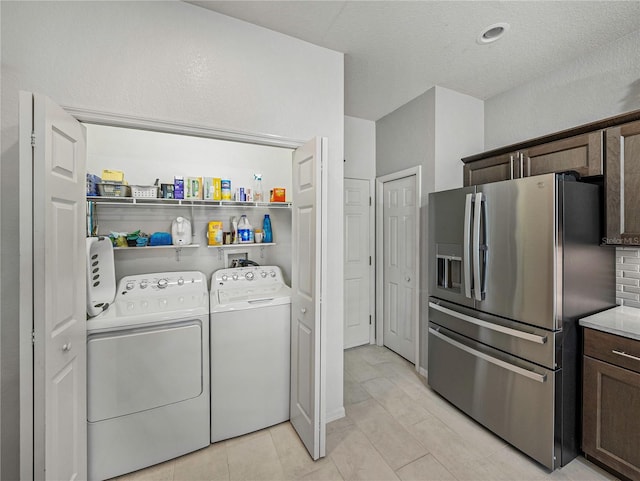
[253,173,263,202]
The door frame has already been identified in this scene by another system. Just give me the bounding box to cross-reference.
[344,177,375,347]
[19,105,327,477]
[375,166,421,368]
[19,91,35,480]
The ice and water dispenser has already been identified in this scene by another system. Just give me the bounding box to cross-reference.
[436,244,463,292]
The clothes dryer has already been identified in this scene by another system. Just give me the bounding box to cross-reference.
[210,266,291,442]
[87,271,210,480]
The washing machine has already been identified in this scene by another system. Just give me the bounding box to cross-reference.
[210,265,291,443]
[87,271,210,481]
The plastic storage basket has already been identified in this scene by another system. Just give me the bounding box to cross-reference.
[131,185,160,198]
[97,183,131,197]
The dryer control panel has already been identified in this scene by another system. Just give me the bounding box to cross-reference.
[118,271,207,297]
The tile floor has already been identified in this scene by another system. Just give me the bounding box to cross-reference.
[114,344,619,481]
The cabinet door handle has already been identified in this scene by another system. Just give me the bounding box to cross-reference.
[510,155,514,179]
[612,349,640,362]
[519,153,524,177]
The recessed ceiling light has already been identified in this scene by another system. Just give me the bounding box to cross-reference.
[477,22,510,45]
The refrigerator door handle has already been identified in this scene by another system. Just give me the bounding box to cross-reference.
[429,327,547,383]
[463,193,473,299]
[473,192,485,301]
[519,152,525,177]
[429,302,548,344]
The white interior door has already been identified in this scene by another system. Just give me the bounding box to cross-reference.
[290,137,326,460]
[382,174,417,362]
[26,92,88,480]
[344,178,372,348]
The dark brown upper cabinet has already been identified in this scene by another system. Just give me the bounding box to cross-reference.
[463,132,603,187]
[463,152,522,186]
[605,119,640,245]
[521,131,603,178]
[463,110,640,244]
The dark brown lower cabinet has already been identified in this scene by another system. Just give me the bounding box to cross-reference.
[583,328,640,480]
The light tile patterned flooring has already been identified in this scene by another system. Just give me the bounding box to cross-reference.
[115,344,618,481]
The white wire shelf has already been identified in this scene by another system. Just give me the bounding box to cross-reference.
[86,197,291,208]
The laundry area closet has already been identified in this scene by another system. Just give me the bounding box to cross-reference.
[85,123,303,480]
[19,93,328,481]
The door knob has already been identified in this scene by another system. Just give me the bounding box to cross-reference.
[301,308,307,314]
[405,275,411,282]
[62,343,72,352]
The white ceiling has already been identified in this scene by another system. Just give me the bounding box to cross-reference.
[187,1,640,121]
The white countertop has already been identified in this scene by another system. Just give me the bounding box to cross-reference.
[579,305,640,341]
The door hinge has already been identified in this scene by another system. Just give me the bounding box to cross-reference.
[370,315,372,325]
[369,256,372,265]
[31,131,36,147]
[369,196,372,206]
[32,329,35,345]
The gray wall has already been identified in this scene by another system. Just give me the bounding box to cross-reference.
[376,90,433,369]
[376,90,434,183]
[1,2,344,478]
[376,87,483,371]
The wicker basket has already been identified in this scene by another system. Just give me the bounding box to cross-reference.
[131,185,160,198]
[97,183,131,197]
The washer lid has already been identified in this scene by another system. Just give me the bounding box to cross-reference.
[211,286,291,313]
[216,283,289,304]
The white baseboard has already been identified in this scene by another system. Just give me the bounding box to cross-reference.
[326,406,346,424]
[419,366,428,379]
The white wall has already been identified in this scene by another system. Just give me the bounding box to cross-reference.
[87,124,294,197]
[485,29,640,149]
[376,87,483,371]
[344,116,376,180]
[0,2,344,478]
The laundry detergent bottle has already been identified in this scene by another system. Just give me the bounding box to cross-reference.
[238,215,254,243]
[262,214,273,243]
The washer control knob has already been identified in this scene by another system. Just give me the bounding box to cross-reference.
[139,280,149,289]
[245,272,254,281]
[221,274,228,282]
[126,281,135,291]
[261,271,268,278]
[232,274,239,281]
[177,277,184,286]
[270,270,276,278]
[157,278,169,289]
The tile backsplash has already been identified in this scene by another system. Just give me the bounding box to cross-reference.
[616,247,640,308]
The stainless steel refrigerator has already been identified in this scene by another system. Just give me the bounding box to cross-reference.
[428,173,615,470]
